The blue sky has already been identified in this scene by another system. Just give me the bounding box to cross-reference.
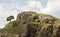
[0,0,60,28]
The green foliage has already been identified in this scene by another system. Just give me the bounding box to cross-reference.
[29,22,49,27]
[5,24,23,34]
[4,20,23,34]
[41,22,49,27]
[7,15,14,21]
[1,11,60,37]
[55,19,60,23]
[53,19,60,26]
[29,22,41,25]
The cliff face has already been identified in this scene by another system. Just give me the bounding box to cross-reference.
[0,11,60,37]
[17,11,55,24]
[20,23,53,37]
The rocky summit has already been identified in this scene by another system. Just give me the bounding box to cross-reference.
[0,11,60,37]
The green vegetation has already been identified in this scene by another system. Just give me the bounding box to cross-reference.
[29,22,41,25]
[29,21,49,27]
[0,11,60,37]
[4,20,24,34]
[7,15,14,22]
[41,22,49,27]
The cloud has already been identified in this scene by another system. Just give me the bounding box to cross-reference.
[20,0,42,12]
[15,0,60,17]
[0,4,19,19]
[27,0,42,8]
[0,3,20,28]
[11,0,16,2]
[0,0,60,28]
[21,0,60,15]
[40,0,60,15]
[0,4,6,16]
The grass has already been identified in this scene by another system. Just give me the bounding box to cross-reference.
[4,20,24,34]
[1,11,59,35]
[4,21,49,34]
[5,24,23,34]
[41,22,49,27]
[53,19,60,26]
[29,22,49,27]
[29,22,41,25]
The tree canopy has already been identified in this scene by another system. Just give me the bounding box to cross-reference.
[7,15,14,22]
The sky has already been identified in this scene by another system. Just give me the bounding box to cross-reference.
[0,0,60,28]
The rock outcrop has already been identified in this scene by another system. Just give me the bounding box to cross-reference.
[0,11,60,37]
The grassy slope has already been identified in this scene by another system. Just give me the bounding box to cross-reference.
[1,12,60,34]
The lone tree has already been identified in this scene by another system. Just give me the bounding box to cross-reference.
[7,15,14,22]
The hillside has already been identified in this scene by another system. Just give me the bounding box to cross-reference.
[0,11,60,37]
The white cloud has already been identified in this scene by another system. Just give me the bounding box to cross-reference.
[0,4,6,15]
[27,0,42,8]
[21,0,60,15]
[40,0,60,14]
[20,0,42,12]
[11,0,16,2]
[0,4,21,28]
[0,0,60,28]
[21,6,31,11]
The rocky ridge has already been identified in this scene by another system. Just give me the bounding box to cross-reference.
[0,11,60,37]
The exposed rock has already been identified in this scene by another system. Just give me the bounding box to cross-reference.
[20,23,42,37]
[17,12,37,24]
[44,18,55,24]
[40,25,53,37]
[1,11,60,37]
[54,25,60,37]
